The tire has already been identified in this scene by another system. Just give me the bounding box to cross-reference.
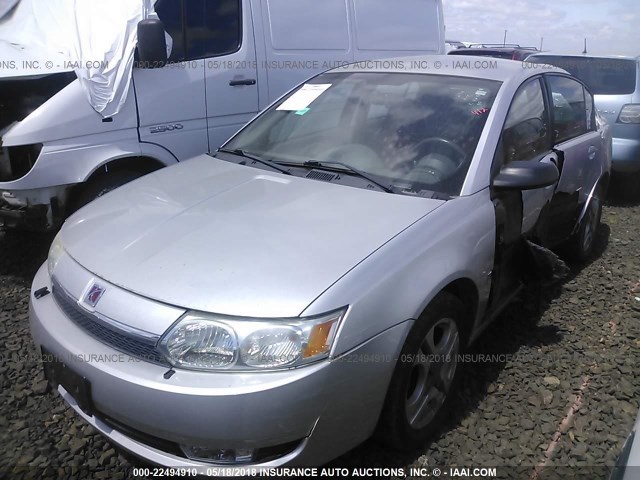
[562,187,603,263]
[73,171,143,212]
[376,292,467,450]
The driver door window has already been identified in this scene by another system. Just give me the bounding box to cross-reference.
[155,0,241,63]
[501,78,551,163]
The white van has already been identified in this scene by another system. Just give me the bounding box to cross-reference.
[0,0,445,231]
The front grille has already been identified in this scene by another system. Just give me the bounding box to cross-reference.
[51,279,169,366]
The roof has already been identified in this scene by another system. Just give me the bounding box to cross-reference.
[528,53,640,62]
[327,54,567,83]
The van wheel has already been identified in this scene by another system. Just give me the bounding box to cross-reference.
[377,292,466,450]
[73,171,142,211]
[562,188,603,263]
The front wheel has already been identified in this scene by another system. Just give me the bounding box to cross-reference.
[72,170,143,212]
[377,292,466,450]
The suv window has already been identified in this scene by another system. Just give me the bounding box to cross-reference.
[501,78,550,163]
[547,76,588,143]
[530,56,637,95]
[155,0,241,63]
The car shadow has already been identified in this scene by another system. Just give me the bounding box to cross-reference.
[328,223,610,470]
[605,176,640,208]
[0,229,55,285]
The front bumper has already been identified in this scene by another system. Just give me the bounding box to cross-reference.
[29,264,410,472]
[0,186,70,231]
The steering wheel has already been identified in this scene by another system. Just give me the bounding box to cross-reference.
[318,144,385,172]
[408,137,468,185]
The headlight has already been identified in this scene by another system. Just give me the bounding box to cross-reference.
[158,308,346,371]
[47,232,64,277]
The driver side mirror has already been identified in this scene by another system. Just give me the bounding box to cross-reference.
[492,161,559,191]
[136,19,167,69]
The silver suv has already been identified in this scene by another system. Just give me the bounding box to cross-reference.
[529,54,640,199]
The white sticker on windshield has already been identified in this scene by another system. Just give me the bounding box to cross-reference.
[277,84,332,111]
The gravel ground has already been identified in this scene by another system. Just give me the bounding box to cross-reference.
[1,199,639,479]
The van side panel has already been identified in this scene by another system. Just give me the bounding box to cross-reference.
[351,0,444,55]
[259,0,444,108]
[260,0,353,103]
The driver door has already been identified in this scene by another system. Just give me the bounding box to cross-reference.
[500,78,558,235]
[487,77,558,314]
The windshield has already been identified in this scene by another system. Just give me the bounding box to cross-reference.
[530,56,638,95]
[225,72,501,196]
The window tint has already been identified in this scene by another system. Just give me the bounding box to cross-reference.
[502,79,550,163]
[155,0,241,62]
[185,0,241,59]
[155,0,185,63]
[530,56,637,95]
[547,76,588,143]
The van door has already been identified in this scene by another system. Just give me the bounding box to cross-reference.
[202,0,259,150]
[134,0,208,162]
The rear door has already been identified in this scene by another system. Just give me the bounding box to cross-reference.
[539,74,602,246]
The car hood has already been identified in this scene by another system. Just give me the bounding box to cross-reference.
[61,155,444,318]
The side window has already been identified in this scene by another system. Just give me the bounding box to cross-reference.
[547,76,588,143]
[155,0,185,63]
[584,87,596,131]
[155,0,241,62]
[185,0,241,60]
[501,78,550,163]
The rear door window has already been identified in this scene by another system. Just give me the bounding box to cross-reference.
[546,75,588,143]
[530,56,637,95]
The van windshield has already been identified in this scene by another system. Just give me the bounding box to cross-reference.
[224,72,501,196]
[530,56,637,95]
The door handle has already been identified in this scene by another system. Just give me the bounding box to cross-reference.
[229,78,256,86]
[588,146,597,160]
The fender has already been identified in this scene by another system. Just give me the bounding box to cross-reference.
[303,190,496,357]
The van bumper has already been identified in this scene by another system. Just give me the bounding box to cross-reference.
[0,186,70,231]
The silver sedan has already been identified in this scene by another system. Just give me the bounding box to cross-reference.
[30,55,611,473]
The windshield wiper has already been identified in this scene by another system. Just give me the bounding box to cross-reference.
[302,160,396,193]
[218,148,292,175]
